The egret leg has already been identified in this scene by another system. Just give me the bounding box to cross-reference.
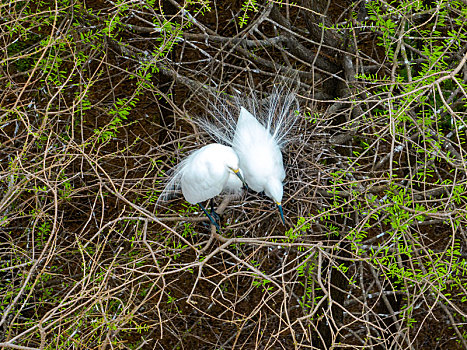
[209,198,221,223]
[199,203,221,231]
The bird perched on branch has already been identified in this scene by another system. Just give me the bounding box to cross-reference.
[159,143,246,230]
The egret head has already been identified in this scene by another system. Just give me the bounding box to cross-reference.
[264,178,285,225]
[223,150,247,187]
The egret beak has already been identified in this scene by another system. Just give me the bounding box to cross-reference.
[233,169,248,190]
[276,202,285,225]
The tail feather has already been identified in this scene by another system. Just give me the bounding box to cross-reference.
[157,155,190,205]
[194,96,237,146]
[266,88,300,148]
[195,74,300,149]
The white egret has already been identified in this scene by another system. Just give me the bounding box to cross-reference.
[233,107,286,223]
[196,83,299,224]
[159,143,246,230]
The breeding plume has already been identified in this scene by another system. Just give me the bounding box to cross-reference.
[197,82,299,224]
[233,107,286,222]
[159,143,245,230]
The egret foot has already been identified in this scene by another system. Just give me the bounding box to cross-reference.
[210,210,221,224]
[209,198,221,224]
[198,203,221,231]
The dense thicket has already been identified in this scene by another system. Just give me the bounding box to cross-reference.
[1,0,467,348]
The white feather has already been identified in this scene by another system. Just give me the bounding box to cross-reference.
[201,84,298,185]
[233,107,285,198]
[194,80,300,224]
[158,143,243,205]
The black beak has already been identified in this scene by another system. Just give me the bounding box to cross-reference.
[277,202,285,225]
[234,169,248,190]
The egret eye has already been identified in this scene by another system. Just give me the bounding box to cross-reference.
[232,168,246,187]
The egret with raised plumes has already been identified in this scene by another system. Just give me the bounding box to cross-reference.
[233,107,286,224]
[196,84,299,224]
